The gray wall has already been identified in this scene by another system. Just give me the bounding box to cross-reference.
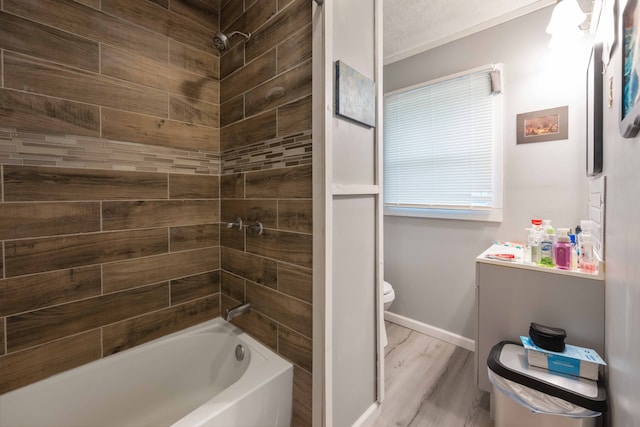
[383,6,591,339]
[330,0,378,425]
[597,1,640,424]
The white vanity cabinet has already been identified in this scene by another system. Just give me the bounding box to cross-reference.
[475,251,605,392]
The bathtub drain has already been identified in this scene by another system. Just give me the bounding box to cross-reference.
[235,344,245,361]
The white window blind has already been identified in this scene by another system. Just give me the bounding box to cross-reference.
[384,66,502,220]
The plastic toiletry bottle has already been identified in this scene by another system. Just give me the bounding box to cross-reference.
[539,220,555,267]
[530,219,542,264]
[525,228,539,265]
[523,233,531,264]
[569,233,578,270]
[531,219,543,232]
[542,219,555,241]
[553,228,572,270]
[574,224,582,269]
[524,228,532,264]
[579,220,598,273]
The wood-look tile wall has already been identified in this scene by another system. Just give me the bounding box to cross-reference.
[219,0,313,425]
[0,165,221,394]
[0,0,223,396]
[0,0,220,151]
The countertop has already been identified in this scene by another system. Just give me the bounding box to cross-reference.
[476,243,605,280]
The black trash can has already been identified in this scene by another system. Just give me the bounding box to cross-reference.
[487,341,607,427]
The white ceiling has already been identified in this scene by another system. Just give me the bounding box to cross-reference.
[383,0,558,64]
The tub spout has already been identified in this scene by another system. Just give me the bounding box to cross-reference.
[225,303,251,321]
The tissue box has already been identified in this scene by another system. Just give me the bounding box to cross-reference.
[520,336,606,380]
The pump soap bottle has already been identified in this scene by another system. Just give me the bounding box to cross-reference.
[553,228,572,270]
[539,220,555,267]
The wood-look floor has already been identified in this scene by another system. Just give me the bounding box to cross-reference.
[372,322,494,427]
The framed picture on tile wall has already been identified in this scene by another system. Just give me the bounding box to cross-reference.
[335,60,376,128]
[587,42,604,176]
[516,106,568,145]
[620,0,640,138]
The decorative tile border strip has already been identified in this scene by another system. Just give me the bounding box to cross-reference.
[0,128,314,176]
[222,130,312,174]
[0,128,221,175]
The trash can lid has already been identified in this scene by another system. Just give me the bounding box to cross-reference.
[488,341,607,413]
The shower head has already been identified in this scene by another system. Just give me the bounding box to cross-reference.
[213,31,251,52]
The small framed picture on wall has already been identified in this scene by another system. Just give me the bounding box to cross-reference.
[516,106,569,145]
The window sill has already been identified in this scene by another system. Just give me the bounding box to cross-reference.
[384,206,503,222]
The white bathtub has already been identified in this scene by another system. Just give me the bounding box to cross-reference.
[0,318,293,427]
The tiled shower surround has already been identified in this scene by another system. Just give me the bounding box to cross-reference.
[0,0,313,425]
[218,0,313,425]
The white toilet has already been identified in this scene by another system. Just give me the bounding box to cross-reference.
[382,281,395,347]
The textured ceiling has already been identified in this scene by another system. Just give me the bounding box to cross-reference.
[383,0,559,64]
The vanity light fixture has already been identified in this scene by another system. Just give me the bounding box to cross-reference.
[546,0,587,48]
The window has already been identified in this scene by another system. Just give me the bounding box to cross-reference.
[383,65,503,222]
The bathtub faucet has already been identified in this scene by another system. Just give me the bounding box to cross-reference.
[225,303,251,321]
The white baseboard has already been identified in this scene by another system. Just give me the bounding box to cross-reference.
[351,402,380,427]
[384,311,475,352]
